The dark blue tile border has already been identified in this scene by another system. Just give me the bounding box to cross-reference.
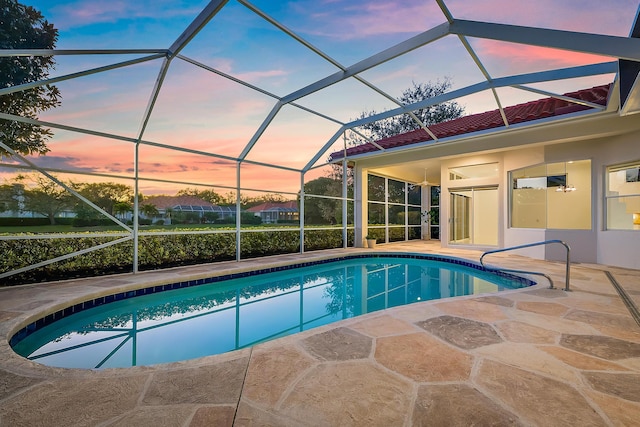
[9,252,535,348]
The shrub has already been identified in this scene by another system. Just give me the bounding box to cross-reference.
[138,217,152,226]
[240,212,262,225]
[0,228,355,286]
[0,217,67,226]
[72,218,115,227]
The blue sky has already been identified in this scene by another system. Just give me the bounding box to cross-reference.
[10,0,639,194]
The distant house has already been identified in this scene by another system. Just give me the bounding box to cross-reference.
[246,201,299,224]
[144,195,235,223]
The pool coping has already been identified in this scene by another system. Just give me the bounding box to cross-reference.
[1,246,547,377]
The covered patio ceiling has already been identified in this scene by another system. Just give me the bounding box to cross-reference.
[1,0,640,193]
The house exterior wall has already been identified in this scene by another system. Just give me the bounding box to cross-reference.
[439,153,504,251]
[352,111,640,269]
[503,147,547,259]
[437,132,640,269]
[546,132,640,269]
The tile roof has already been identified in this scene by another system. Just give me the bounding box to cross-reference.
[246,201,298,212]
[330,84,611,160]
[144,195,219,209]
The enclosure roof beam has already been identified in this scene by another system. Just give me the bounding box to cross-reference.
[0,49,168,57]
[436,0,508,127]
[177,55,344,126]
[0,112,301,172]
[449,20,640,61]
[0,54,165,96]
[238,101,284,161]
[345,62,617,129]
[512,85,606,110]
[280,22,450,104]
[167,0,229,58]
[303,126,347,172]
[136,58,171,141]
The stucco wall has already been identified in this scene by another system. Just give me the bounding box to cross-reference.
[545,132,640,268]
[447,134,639,268]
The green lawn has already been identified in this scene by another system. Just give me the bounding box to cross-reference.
[0,223,321,234]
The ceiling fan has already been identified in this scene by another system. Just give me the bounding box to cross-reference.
[417,168,431,186]
[410,169,430,189]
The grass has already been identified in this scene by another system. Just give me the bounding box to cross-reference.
[0,222,329,234]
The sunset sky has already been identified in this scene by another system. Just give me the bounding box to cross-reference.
[5,0,638,196]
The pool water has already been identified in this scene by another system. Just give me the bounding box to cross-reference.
[12,256,530,369]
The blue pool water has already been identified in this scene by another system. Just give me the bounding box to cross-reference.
[11,255,532,369]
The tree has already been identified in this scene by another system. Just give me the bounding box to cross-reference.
[176,188,223,205]
[0,181,20,213]
[347,79,464,146]
[73,182,134,216]
[0,1,61,157]
[243,193,288,209]
[139,203,159,218]
[303,177,342,225]
[113,201,132,220]
[202,211,219,223]
[14,174,73,224]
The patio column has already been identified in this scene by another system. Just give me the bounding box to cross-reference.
[354,163,368,247]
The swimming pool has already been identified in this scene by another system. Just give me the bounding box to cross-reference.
[11,254,533,369]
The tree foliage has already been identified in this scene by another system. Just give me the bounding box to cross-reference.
[0,181,21,212]
[0,0,60,157]
[347,79,464,146]
[176,188,224,205]
[139,203,159,218]
[242,193,288,209]
[303,177,342,225]
[113,201,132,219]
[13,174,73,224]
[177,187,290,210]
[73,182,134,216]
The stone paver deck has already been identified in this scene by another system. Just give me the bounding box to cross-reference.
[1,242,639,426]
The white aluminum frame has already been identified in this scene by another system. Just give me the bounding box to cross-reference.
[1,0,638,281]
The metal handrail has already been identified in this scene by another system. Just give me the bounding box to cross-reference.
[480,239,571,291]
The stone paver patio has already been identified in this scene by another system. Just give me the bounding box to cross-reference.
[1,242,639,426]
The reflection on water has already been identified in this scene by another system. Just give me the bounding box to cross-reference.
[13,258,526,369]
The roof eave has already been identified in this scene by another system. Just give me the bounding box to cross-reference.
[337,108,617,163]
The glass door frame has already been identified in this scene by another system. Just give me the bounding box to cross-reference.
[448,185,499,246]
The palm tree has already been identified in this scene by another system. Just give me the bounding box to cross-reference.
[113,201,132,220]
[140,203,159,219]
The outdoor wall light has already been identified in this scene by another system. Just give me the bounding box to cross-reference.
[556,185,577,192]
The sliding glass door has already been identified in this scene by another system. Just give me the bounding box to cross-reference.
[449,187,498,246]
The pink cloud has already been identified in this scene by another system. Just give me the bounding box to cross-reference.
[53,1,129,27]
[51,0,205,30]
[474,40,611,76]
[291,0,442,40]
[446,0,636,36]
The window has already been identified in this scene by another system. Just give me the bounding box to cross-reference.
[606,161,640,230]
[367,174,422,243]
[510,160,591,229]
[449,163,498,180]
[429,186,440,239]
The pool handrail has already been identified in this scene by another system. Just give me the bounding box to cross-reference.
[480,240,571,291]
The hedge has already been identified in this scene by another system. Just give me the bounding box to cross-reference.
[71,218,117,227]
[0,217,75,226]
[0,228,355,286]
